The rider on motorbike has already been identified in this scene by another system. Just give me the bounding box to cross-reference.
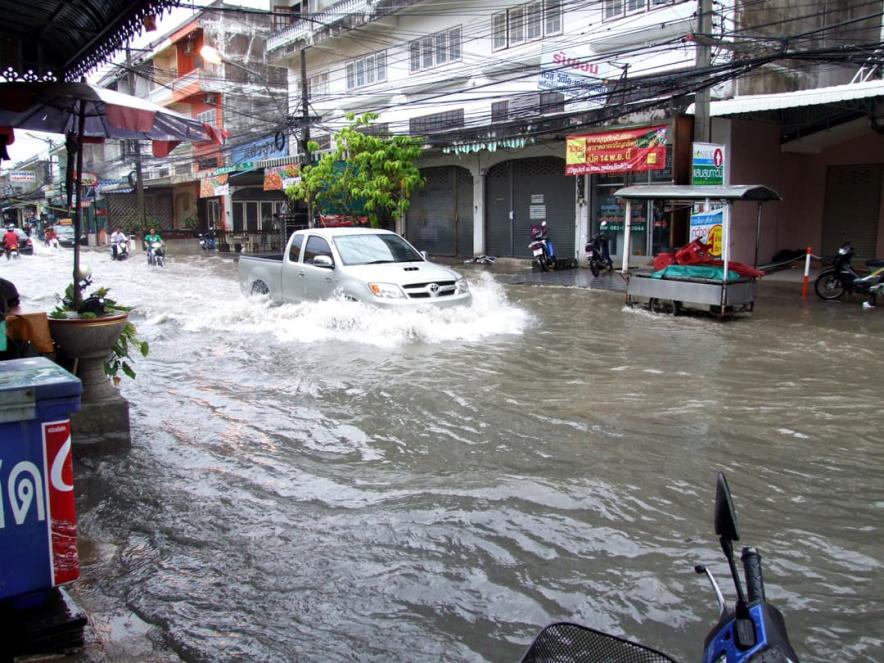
[110,227,128,260]
[144,227,165,266]
[2,224,20,259]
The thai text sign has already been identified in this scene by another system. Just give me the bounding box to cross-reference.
[690,208,724,257]
[9,171,36,183]
[539,47,610,105]
[692,142,726,185]
[565,125,668,176]
[0,419,80,599]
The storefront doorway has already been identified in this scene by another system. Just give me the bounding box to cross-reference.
[485,157,574,258]
[407,166,473,256]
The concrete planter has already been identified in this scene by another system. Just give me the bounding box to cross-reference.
[48,313,131,451]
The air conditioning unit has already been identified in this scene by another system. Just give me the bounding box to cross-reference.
[204,93,218,105]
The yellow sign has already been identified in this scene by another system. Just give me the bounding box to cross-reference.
[707,224,723,257]
[565,137,586,165]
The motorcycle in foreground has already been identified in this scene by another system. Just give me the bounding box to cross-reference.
[147,241,165,267]
[529,221,556,272]
[522,473,798,663]
[585,232,613,277]
[814,241,884,302]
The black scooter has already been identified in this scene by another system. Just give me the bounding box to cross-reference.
[585,232,613,277]
[522,473,799,663]
[815,241,884,302]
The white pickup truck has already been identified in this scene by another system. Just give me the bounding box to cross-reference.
[238,227,472,308]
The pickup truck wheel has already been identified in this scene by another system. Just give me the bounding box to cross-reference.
[251,281,269,296]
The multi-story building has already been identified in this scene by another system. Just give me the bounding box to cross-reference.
[92,1,290,249]
[267,0,884,265]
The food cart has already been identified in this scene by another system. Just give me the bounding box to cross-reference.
[615,184,781,318]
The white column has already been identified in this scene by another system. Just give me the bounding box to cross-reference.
[621,199,632,273]
[472,163,485,257]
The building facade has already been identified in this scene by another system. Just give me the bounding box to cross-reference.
[267,0,884,265]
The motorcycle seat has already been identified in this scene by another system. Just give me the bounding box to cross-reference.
[865,258,884,268]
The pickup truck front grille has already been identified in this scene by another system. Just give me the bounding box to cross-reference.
[403,280,457,299]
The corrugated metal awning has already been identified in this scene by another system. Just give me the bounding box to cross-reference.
[614,184,781,202]
[686,80,884,116]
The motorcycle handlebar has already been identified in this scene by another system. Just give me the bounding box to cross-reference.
[741,547,766,604]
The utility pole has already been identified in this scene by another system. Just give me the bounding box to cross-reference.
[694,0,713,143]
[126,43,146,233]
[299,47,313,227]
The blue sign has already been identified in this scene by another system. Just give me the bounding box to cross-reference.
[231,135,287,165]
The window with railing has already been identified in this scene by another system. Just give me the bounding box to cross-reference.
[492,0,562,51]
[490,92,565,122]
[346,51,387,90]
[409,109,464,135]
[409,26,462,73]
[603,0,677,21]
[197,109,217,127]
[272,3,304,32]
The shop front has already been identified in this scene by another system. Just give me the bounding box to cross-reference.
[485,156,575,259]
[407,165,473,257]
[567,119,693,265]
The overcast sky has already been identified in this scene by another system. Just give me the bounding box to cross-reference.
[3,0,268,167]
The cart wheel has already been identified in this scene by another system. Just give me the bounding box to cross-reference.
[649,298,679,315]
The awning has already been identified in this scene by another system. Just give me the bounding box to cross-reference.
[614,184,781,202]
[685,80,884,116]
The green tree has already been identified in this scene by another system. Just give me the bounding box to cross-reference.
[286,112,424,228]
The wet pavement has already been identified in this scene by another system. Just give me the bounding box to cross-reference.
[4,245,883,662]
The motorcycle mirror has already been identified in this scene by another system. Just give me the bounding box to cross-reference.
[714,472,740,542]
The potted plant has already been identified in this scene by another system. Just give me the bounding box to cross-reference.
[48,271,148,402]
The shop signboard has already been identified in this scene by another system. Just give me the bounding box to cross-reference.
[690,208,725,256]
[9,170,36,183]
[691,142,726,185]
[200,174,229,198]
[565,125,668,176]
[264,164,300,191]
[231,135,288,165]
[539,46,611,105]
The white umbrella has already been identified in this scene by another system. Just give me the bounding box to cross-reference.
[0,81,222,306]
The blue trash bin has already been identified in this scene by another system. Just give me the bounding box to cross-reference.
[0,357,82,601]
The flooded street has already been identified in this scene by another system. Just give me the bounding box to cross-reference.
[6,245,883,662]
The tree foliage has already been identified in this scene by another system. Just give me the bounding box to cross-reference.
[286,113,424,228]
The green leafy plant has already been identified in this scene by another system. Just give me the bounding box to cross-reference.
[50,283,149,381]
[286,112,425,228]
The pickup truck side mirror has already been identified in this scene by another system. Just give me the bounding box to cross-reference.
[312,254,334,269]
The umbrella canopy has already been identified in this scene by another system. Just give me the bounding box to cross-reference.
[0,81,218,148]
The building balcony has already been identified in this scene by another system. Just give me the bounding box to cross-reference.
[267,0,433,60]
[148,69,221,106]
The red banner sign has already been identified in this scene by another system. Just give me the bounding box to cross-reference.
[42,419,79,586]
[565,124,668,176]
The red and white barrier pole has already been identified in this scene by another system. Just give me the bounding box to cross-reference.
[802,246,812,298]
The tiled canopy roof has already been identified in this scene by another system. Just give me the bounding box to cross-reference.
[0,0,179,82]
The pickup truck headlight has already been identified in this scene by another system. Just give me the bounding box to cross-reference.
[455,278,469,294]
[368,282,406,299]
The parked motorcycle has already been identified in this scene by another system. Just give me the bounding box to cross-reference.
[529,221,556,272]
[199,231,216,251]
[585,232,613,277]
[814,241,884,301]
[147,241,165,267]
[521,473,799,663]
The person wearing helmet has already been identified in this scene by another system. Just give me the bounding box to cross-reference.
[2,225,20,259]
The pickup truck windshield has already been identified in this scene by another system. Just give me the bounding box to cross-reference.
[334,234,423,265]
